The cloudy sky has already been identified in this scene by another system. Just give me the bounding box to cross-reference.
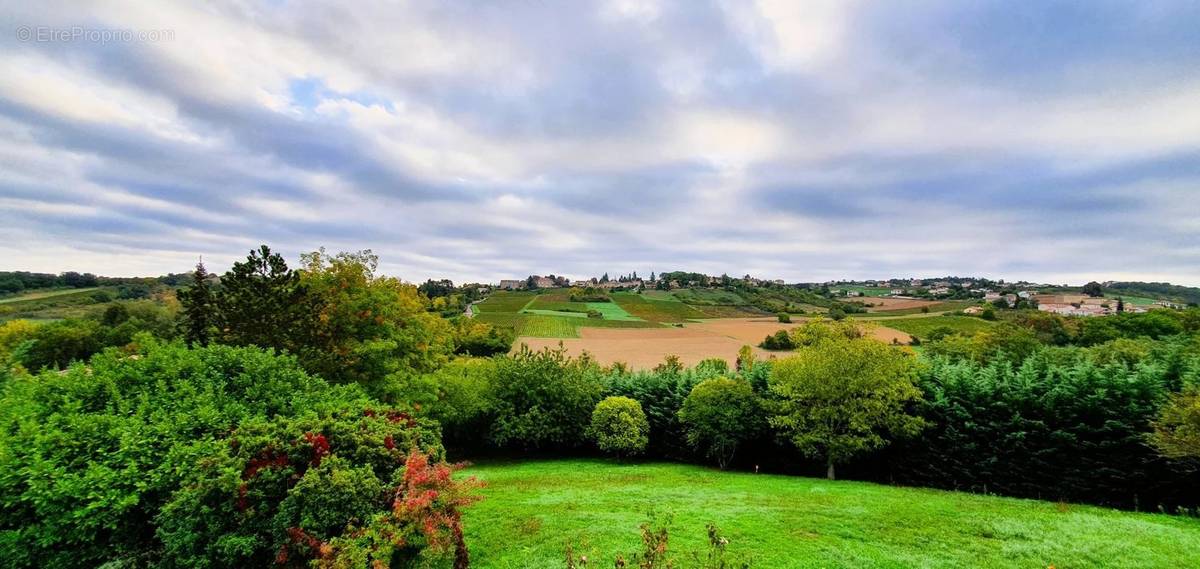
[1,1,1198,285]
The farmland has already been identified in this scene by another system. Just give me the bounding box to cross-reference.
[515,317,911,369]
[871,314,997,339]
[463,459,1200,569]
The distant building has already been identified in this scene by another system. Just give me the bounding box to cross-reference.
[534,276,556,288]
[572,280,590,287]
[498,279,524,290]
[984,292,1002,301]
[890,289,905,295]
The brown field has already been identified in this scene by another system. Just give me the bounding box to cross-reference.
[514,317,911,370]
[856,297,941,311]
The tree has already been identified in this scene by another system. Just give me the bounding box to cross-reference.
[1117,297,1125,313]
[177,260,216,346]
[1152,385,1200,460]
[736,345,755,372]
[297,248,454,400]
[777,312,791,323]
[768,328,925,479]
[216,245,315,353]
[589,396,650,457]
[678,378,762,469]
[1083,281,1104,297]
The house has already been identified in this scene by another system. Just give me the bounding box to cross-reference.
[890,289,904,295]
[1004,294,1018,304]
[498,279,524,290]
[533,276,556,288]
[1018,291,1033,299]
[929,287,950,296]
[910,279,923,287]
[984,292,1002,301]
[572,280,591,287]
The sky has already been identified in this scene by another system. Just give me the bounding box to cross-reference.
[1,1,1198,286]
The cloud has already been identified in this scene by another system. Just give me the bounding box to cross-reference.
[0,0,1198,285]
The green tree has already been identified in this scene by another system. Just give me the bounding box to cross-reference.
[589,396,650,457]
[177,260,216,346]
[678,377,762,469]
[768,329,925,479]
[1082,281,1104,297]
[216,245,315,353]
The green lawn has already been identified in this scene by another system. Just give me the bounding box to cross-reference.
[869,315,997,338]
[462,459,1200,569]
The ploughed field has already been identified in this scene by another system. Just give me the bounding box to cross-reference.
[462,459,1200,569]
[515,318,910,369]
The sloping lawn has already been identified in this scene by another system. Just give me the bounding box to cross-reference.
[462,459,1200,569]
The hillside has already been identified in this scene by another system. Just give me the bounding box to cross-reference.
[463,460,1200,569]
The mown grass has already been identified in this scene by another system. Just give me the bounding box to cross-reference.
[584,302,641,321]
[462,459,1200,569]
[869,315,997,338]
[612,292,708,323]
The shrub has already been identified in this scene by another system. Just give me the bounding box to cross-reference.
[589,396,650,457]
[489,346,605,450]
[678,378,762,469]
[777,312,791,323]
[758,330,796,351]
[0,340,445,568]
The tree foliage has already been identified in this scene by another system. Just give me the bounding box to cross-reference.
[768,326,925,479]
[589,396,650,457]
[678,378,762,469]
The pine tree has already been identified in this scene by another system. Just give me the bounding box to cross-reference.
[178,260,216,346]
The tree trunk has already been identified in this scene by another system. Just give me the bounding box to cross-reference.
[826,458,835,480]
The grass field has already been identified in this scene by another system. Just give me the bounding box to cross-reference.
[0,287,115,321]
[462,459,1200,569]
[475,291,537,313]
[670,288,747,305]
[0,287,101,304]
[867,315,997,338]
[839,285,892,297]
[853,300,975,317]
[612,292,707,323]
[585,302,641,321]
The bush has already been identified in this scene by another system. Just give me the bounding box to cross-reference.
[777,312,791,323]
[0,340,451,568]
[758,329,796,351]
[678,378,762,469]
[489,346,605,450]
[589,396,650,457]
